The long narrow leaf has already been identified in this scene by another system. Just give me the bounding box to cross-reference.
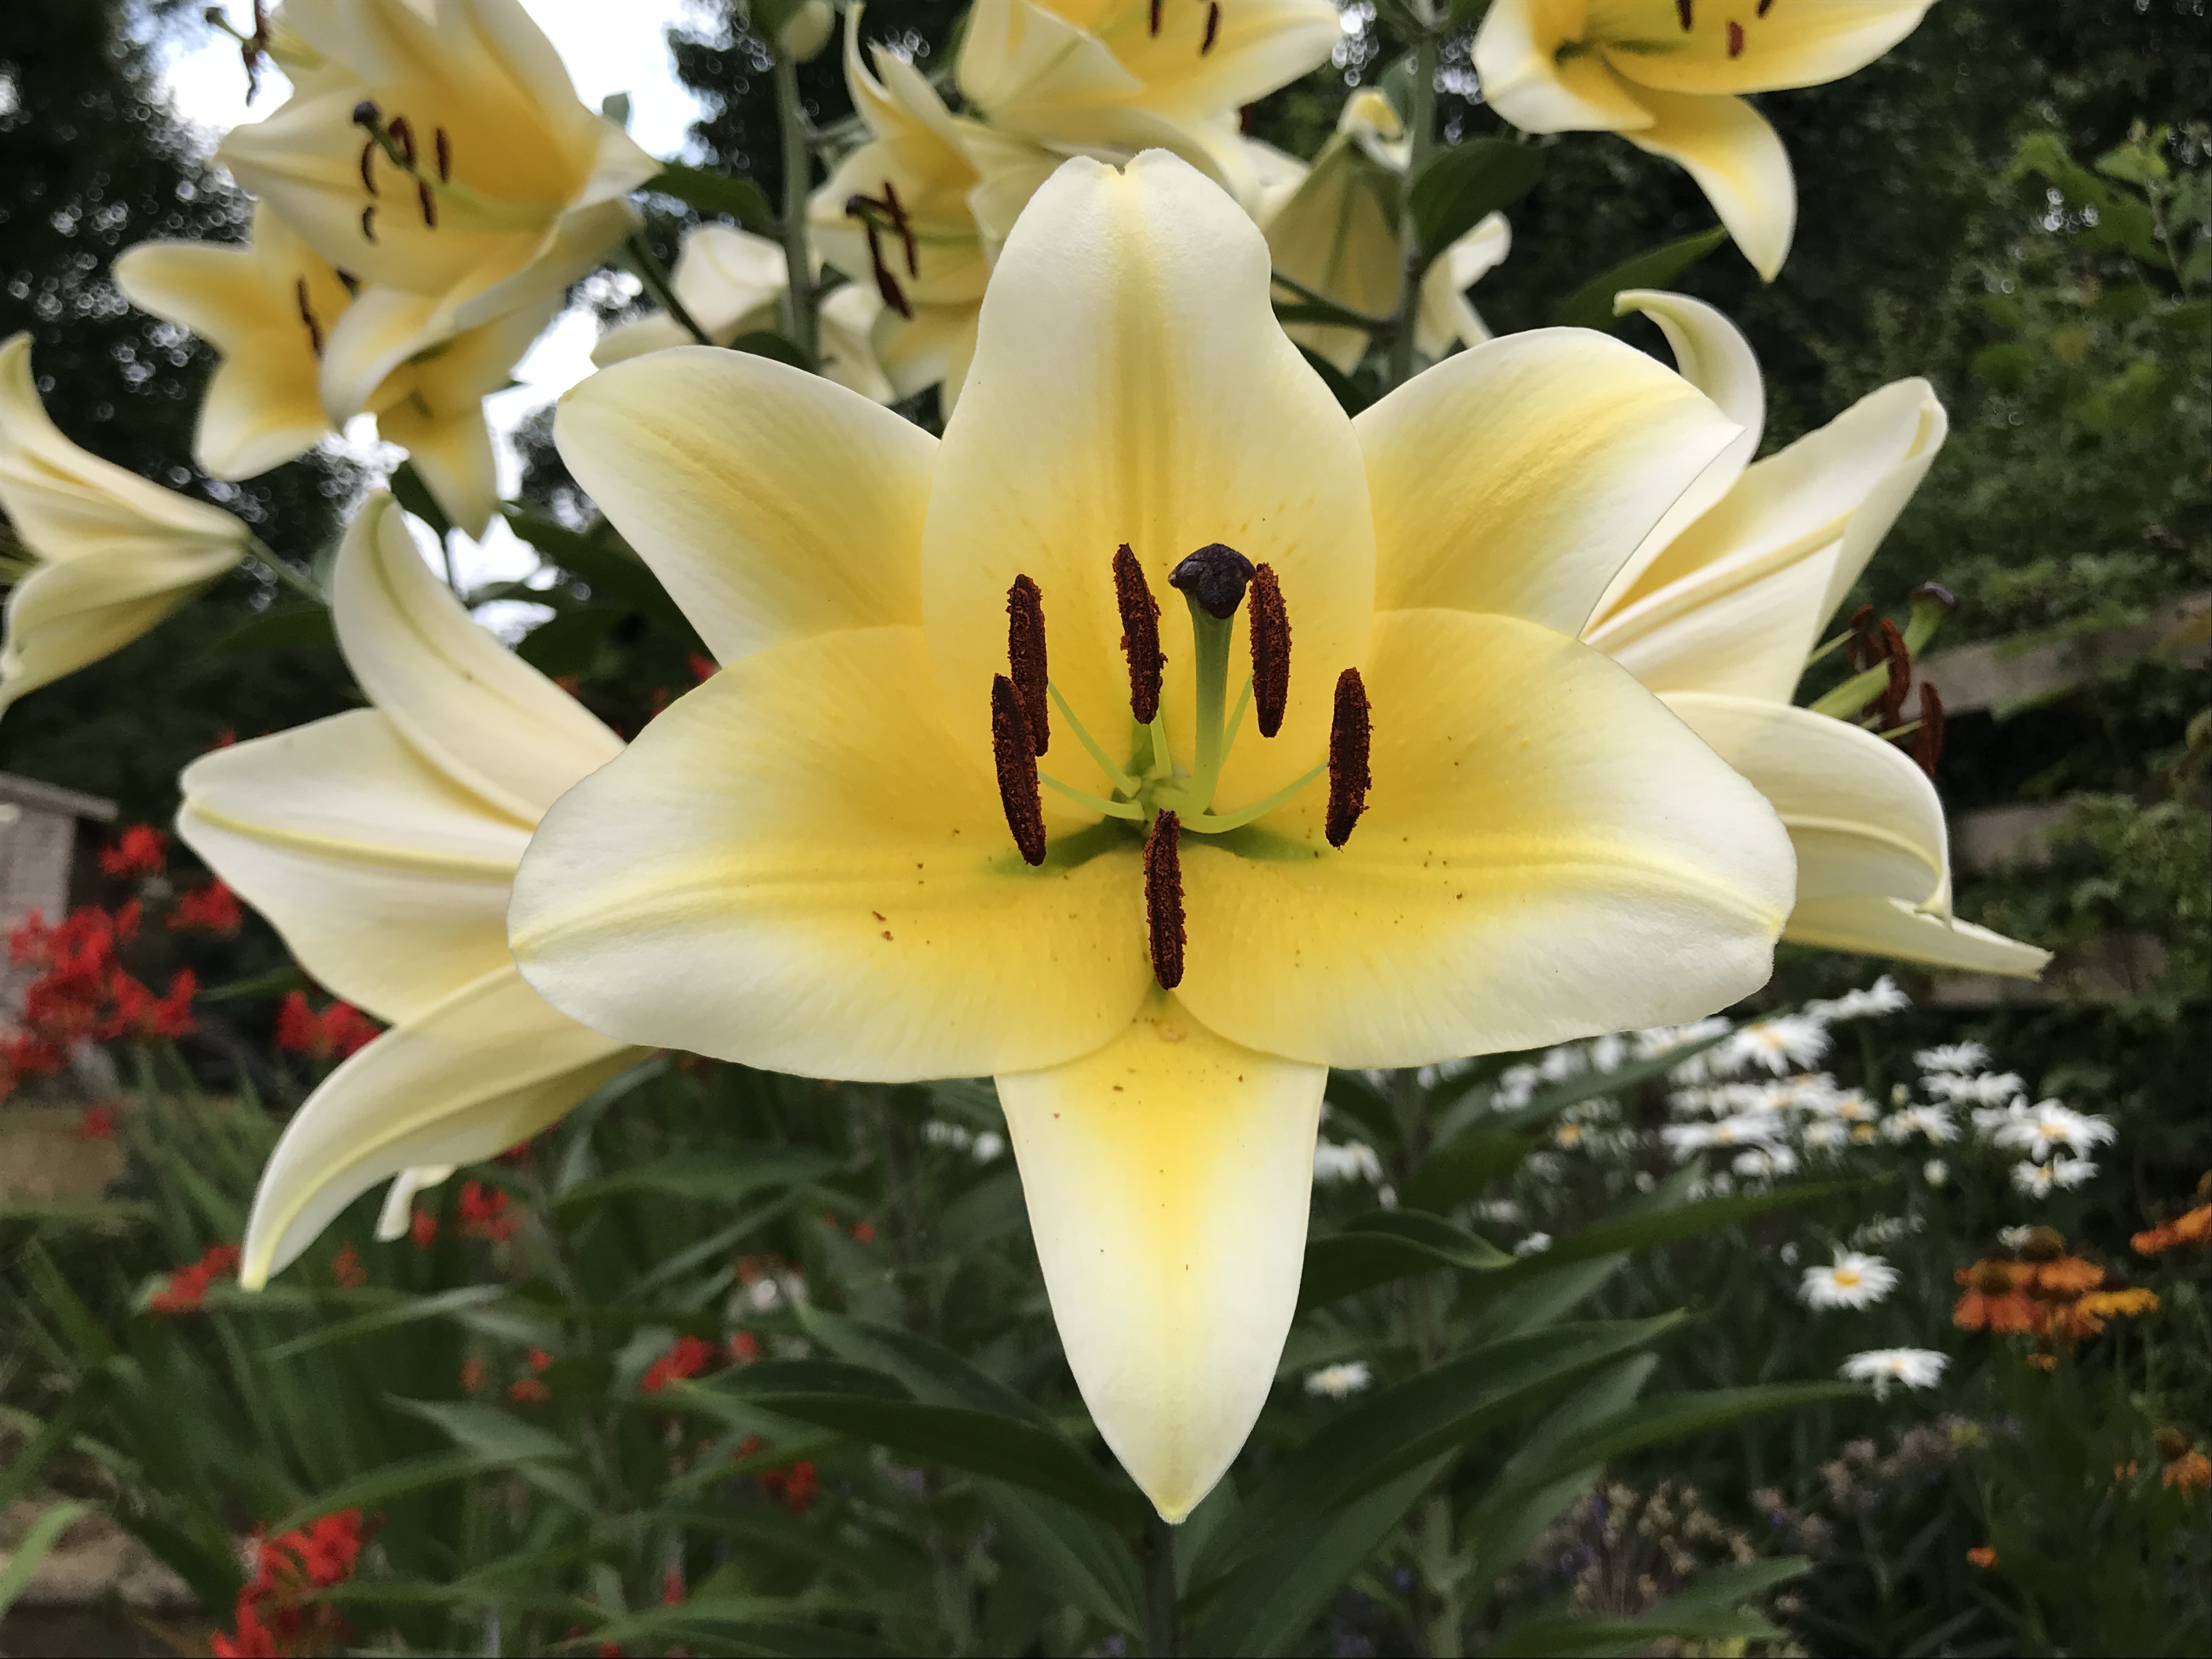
[0,1500,88,1618]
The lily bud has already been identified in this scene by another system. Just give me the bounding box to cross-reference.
[754,0,835,63]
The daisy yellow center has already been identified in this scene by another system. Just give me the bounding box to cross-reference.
[1833,1268,1862,1288]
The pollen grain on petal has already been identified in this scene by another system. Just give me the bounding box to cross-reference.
[991,675,1047,866]
[1248,562,1291,738]
[1325,667,1371,849]
[1144,810,1186,990]
[1114,543,1164,724]
[1007,574,1049,756]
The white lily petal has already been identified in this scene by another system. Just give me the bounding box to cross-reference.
[996,994,1325,1521]
[374,1164,456,1240]
[1623,89,1794,281]
[336,494,622,818]
[1786,895,2051,978]
[240,967,640,1288]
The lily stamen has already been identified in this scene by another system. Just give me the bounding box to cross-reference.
[1325,667,1370,848]
[1006,574,1049,754]
[294,279,324,356]
[990,674,1047,865]
[1113,543,1164,723]
[1912,682,1945,779]
[1201,2,1221,55]
[1143,810,1186,989]
[1248,561,1290,737]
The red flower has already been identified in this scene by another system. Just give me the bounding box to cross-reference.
[851,1220,876,1244]
[688,653,717,684]
[170,881,244,935]
[641,1334,721,1394]
[509,1377,550,1403]
[109,968,197,1039]
[528,1347,553,1373]
[210,1604,278,1657]
[276,993,379,1062]
[458,1181,518,1242]
[410,1207,437,1250]
[75,1104,116,1140]
[729,1330,760,1364]
[332,1244,366,1289]
[114,898,142,941]
[210,729,237,749]
[761,1460,817,1515]
[148,1243,242,1314]
[275,990,317,1052]
[215,1508,366,1656]
[461,1357,487,1393]
[663,1568,685,1606]
[98,825,168,879]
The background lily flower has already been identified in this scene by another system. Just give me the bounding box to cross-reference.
[175,493,645,1289]
[0,333,248,719]
[591,223,894,404]
[116,206,555,537]
[509,151,1793,1520]
[956,0,1339,191]
[1260,89,1511,373]
[215,0,658,391]
[1580,289,2049,978]
[1472,0,1936,278]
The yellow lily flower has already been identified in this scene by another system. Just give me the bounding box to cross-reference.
[215,0,658,413]
[590,223,895,405]
[176,493,645,1288]
[114,204,553,538]
[1262,89,1513,374]
[1581,290,2047,977]
[1472,0,1935,279]
[955,0,1339,187]
[0,334,249,719]
[509,152,1796,1519]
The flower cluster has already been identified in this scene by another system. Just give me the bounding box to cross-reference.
[208,1508,366,1658]
[274,992,380,1064]
[5,901,195,1091]
[148,1243,244,1315]
[1953,1227,2159,1358]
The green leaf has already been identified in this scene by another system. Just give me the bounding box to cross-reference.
[711,1376,1146,1526]
[1194,1317,1682,1586]
[1188,1455,1447,1657]
[206,603,338,656]
[1513,1383,1861,1484]
[794,1307,1048,1425]
[386,1397,579,1464]
[555,1149,840,1213]
[0,1500,89,1620]
[980,1485,1144,1635]
[256,1284,507,1361]
[565,1598,894,1656]
[647,163,776,234]
[1299,1208,1515,1310]
[269,1448,526,1532]
[1489,1558,1810,1657]
[389,460,454,539]
[1401,1130,1534,1213]
[516,603,623,678]
[0,1384,99,1514]
[728,329,817,372]
[1408,139,1544,269]
[1550,227,1729,332]
[1296,346,1372,415]
[200,963,308,1003]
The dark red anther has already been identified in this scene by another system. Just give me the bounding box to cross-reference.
[1843,604,1881,672]
[417,179,438,228]
[1201,1,1221,54]
[1248,562,1290,738]
[1143,811,1186,989]
[387,114,417,167]
[1675,0,1693,26]
[883,180,918,278]
[990,675,1047,866]
[1726,18,1744,55]
[1872,618,1911,727]
[1913,682,1945,780]
[295,278,324,356]
[358,138,380,195]
[847,195,914,320]
[360,205,378,243]
[435,126,452,182]
[1325,668,1370,849]
[1149,0,1162,33]
[1006,575,1049,757]
[1757,0,1773,14]
[1114,544,1164,724]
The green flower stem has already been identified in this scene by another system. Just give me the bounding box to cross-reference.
[1041,774,1147,820]
[626,230,714,347]
[243,536,328,606]
[774,52,820,362]
[1385,21,1442,391]
[1049,681,1143,797]
[1141,1508,1181,1657]
[1391,1068,1464,1657]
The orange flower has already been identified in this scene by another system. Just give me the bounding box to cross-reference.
[2134,1204,2212,1256]
[2078,1287,2158,1319]
[2033,1256,2103,1296]
[1967,1545,1997,1568]
[1954,1260,2036,1333]
[2165,1452,2211,1494]
[2027,1352,2057,1371]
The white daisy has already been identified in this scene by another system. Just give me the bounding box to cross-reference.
[1661,1113,1784,1159]
[1839,1347,1948,1400]
[922,1120,974,1150]
[1513,1232,1554,1256]
[1724,1015,1832,1076]
[1537,1046,1588,1084]
[1800,1250,1900,1310]
[1635,1017,1730,1060]
[1492,1064,1541,1109]
[1812,1090,1880,1123]
[2011,1156,2098,1197]
[1802,1119,1851,1152]
[969,1131,1006,1163]
[1997,1224,2036,1249]
[1304,1361,1373,1400]
[1882,1106,1960,1145]
[1914,1041,1990,1075]
[1475,1198,1523,1227]
[1588,1033,1628,1073]
[1733,1146,1799,1180]
[1926,1071,2027,1107]
[1923,1159,1950,1186]
[1991,1101,2115,1161]
[1806,978,1910,1021]
[1313,1139,1384,1184]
